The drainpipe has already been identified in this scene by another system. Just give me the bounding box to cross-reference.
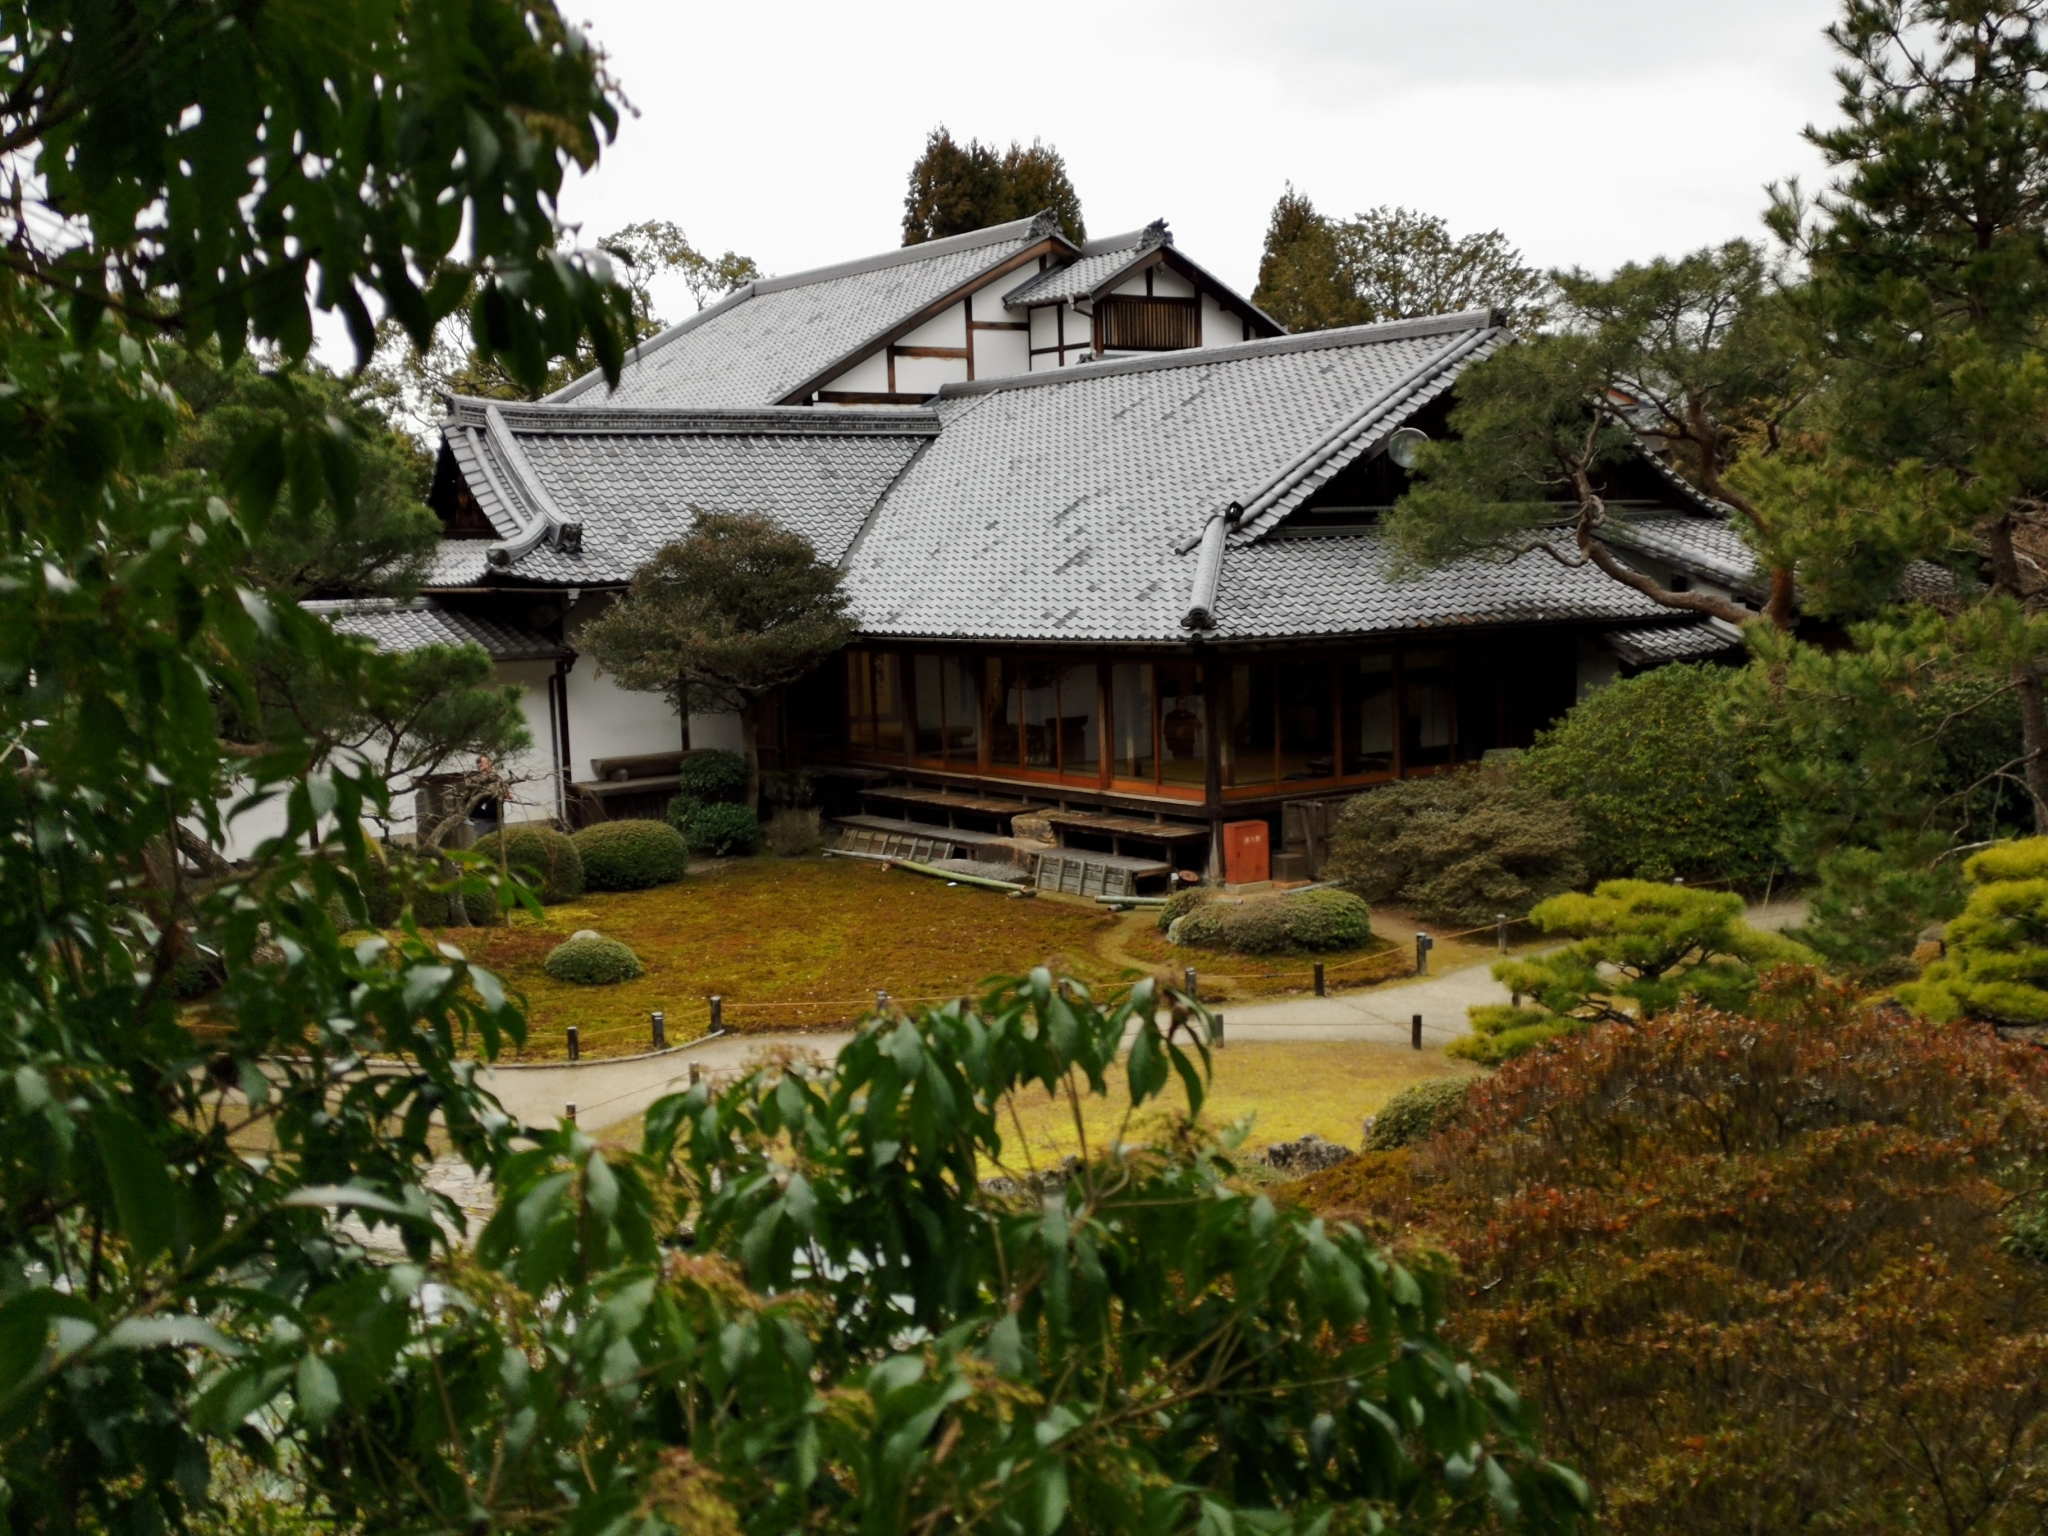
[553,653,575,824]
[1182,503,1235,632]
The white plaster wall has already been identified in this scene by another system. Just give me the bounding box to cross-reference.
[1151,268,1195,298]
[686,709,746,754]
[1028,304,1058,358]
[971,282,1016,322]
[564,593,684,778]
[819,351,889,396]
[1201,294,1248,348]
[893,351,967,394]
[896,305,968,350]
[972,325,1030,379]
[494,659,563,826]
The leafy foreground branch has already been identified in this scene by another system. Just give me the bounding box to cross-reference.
[205,976,1579,1536]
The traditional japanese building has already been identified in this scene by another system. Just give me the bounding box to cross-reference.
[384,211,1750,888]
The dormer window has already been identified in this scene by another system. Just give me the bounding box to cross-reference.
[1097,296,1199,351]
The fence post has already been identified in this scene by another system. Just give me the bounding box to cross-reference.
[566,1102,577,1123]
[566,1025,580,1063]
[1313,962,1326,997]
[1183,966,1198,1002]
[1213,1013,1225,1048]
[1414,932,1433,976]
[710,995,723,1033]
[651,1009,666,1050]
[689,1062,702,1087]
[1411,1014,1422,1051]
[877,989,890,1015]
[1497,913,1509,953]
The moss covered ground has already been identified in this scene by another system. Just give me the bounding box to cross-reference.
[993,1040,1481,1168]
[445,856,1127,1059]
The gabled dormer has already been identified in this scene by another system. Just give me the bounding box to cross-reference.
[1002,220,1283,370]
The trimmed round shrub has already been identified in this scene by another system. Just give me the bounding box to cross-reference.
[574,819,690,891]
[1363,1076,1473,1151]
[543,934,644,986]
[677,749,747,805]
[1172,889,1374,954]
[685,802,759,857]
[1277,888,1373,949]
[469,824,584,904]
[1157,886,1213,934]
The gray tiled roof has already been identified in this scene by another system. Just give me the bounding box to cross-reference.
[305,598,566,660]
[1002,223,1168,308]
[1603,513,1762,592]
[1204,534,1673,642]
[545,215,1061,409]
[841,313,1636,643]
[1601,618,1746,668]
[429,398,937,587]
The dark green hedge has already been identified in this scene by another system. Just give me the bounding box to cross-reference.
[574,819,690,891]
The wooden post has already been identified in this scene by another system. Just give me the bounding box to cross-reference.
[566,1025,580,1063]
[877,989,890,1014]
[1414,932,1433,976]
[689,1062,702,1087]
[710,995,722,1032]
[1497,914,1509,953]
[1411,1014,1422,1051]
[1213,1012,1225,1047]
[566,1101,577,1122]
[651,1010,667,1050]
[1183,966,1198,1002]
[1313,962,1326,997]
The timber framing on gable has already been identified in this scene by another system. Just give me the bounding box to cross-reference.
[778,237,1078,406]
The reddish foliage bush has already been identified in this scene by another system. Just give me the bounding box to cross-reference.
[1295,970,2048,1533]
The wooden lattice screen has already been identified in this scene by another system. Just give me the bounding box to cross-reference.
[1097,297,1199,351]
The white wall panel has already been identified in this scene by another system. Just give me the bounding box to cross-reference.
[971,326,1030,379]
[820,351,889,396]
[892,351,968,394]
[896,305,968,350]
[565,594,684,777]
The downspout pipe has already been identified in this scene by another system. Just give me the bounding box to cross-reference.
[1182,504,1234,631]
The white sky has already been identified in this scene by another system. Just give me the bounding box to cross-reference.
[550,0,1848,322]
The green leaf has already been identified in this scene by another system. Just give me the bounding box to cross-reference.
[296,1352,341,1427]
[101,1316,240,1356]
[1032,1458,1069,1536]
[90,1104,179,1266]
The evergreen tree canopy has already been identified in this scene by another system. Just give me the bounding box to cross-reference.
[1252,186,1550,333]
[902,127,1086,245]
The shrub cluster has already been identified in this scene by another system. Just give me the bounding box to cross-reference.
[1363,1076,1472,1152]
[1324,763,1585,926]
[1901,837,2048,1027]
[681,802,760,857]
[1522,662,1780,885]
[573,819,690,891]
[1174,889,1373,954]
[1301,978,2048,1534]
[542,934,645,986]
[1156,886,1212,934]
[763,807,822,857]
[469,825,584,903]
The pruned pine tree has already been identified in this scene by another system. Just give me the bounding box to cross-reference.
[1382,241,1814,631]
[1756,0,2048,833]
[581,511,858,810]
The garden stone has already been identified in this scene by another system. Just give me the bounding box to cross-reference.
[1263,1133,1355,1174]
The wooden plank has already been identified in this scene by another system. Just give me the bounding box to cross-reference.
[1037,808,1209,841]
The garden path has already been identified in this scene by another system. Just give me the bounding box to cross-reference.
[473,962,1502,1134]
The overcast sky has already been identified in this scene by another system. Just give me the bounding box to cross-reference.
[549,0,1849,320]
